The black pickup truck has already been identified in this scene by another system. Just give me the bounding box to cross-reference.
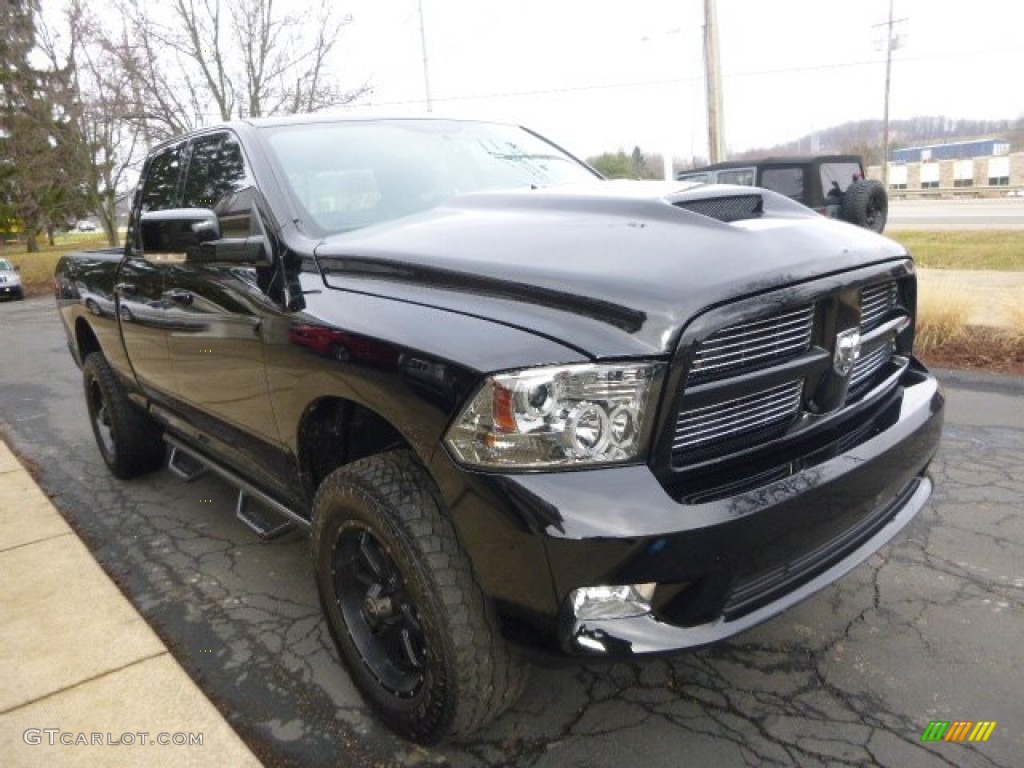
[55,116,943,744]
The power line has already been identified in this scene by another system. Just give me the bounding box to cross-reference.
[354,44,1024,110]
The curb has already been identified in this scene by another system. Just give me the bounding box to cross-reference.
[932,366,1024,396]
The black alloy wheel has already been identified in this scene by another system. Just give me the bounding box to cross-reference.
[312,451,526,744]
[332,524,427,697]
[87,374,117,462]
[81,352,165,478]
[841,179,888,233]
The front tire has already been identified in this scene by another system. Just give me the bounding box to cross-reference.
[82,352,165,478]
[312,451,526,744]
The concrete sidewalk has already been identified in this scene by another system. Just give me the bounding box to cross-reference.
[0,440,261,767]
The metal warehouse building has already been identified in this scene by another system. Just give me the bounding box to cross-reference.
[891,138,1010,163]
[868,151,1024,196]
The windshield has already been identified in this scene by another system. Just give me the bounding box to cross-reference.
[261,119,599,234]
[0,259,13,271]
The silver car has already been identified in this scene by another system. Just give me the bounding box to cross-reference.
[0,258,24,301]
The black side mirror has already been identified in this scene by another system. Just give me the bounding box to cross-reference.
[184,187,274,267]
[140,209,221,258]
[190,235,271,266]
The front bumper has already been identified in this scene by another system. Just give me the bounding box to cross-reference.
[436,361,943,657]
[562,476,930,655]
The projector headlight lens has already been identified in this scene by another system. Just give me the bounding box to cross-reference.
[445,361,664,469]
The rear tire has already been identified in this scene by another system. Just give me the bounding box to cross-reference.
[82,352,165,479]
[840,179,888,233]
[312,450,526,744]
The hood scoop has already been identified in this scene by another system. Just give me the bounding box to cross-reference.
[674,194,763,223]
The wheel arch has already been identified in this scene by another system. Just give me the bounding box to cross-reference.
[75,315,102,364]
[296,396,419,502]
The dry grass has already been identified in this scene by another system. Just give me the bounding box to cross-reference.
[915,288,973,353]
[1,233,111,295]
[915,285,1024,375]
[1002,288,1024,350]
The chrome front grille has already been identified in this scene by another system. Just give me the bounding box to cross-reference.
[860,282,897,330]
[850,342,893,392]
[673,380,803,454]
[850,281,902,395]
[672,278,909,468]
[689,305,814,383]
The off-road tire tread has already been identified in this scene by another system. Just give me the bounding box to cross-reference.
[82,352,165,479]
[840,178,888,233]
[312,450,527,743]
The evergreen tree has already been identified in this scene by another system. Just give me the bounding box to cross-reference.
[0,0,89,251]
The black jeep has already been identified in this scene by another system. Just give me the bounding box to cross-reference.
[678,154,888,233]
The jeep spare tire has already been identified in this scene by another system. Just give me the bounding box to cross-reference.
[840,179,888,233]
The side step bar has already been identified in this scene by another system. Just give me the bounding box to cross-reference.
[168,446,208,482]
[164,434,310,540]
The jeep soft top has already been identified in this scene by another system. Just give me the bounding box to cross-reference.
[679,154,888,232]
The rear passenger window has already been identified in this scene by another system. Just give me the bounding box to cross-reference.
[761,168,805,202]
[717,169,755,186]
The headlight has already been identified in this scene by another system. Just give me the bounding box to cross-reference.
[444,361,665,469]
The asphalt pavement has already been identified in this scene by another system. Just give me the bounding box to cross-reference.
[1,295,1022,768]
[888,198,1024,230]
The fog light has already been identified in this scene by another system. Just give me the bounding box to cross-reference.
[570,583,656,621]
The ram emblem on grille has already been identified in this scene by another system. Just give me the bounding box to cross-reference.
[834,328,862,376]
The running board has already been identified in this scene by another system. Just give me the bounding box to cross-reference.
[164,434,309,540]
[235,490,296,540]
[168,446,208,482]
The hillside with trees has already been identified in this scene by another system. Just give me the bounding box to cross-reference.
[732,116,1024,165]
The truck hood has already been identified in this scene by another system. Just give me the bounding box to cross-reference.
[314,180,907,358]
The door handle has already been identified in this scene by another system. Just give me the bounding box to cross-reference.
[167,289,194,306]
[114,282,136,296]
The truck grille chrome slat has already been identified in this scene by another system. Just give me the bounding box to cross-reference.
[848,283,902,395]
[673,279,907,466]
[849,342,893,392]
[859,282,898,330]
[689,306,814,382]
[673,381,802,452]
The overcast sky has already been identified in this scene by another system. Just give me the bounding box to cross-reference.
[335,0,1024,159]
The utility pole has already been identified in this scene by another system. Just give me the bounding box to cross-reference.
[418,0,433,112]
[703,0,726,162]
[875,0,906,186]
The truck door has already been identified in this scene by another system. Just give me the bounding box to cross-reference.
[164,132,288,488]
[118,144,185,398]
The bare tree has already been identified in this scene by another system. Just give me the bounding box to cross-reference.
[38,1,148,246]
[105,0,369,141]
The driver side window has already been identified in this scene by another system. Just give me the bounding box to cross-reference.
[182,133,251,230]
[130,144,184,255]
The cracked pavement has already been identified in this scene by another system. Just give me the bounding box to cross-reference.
[1,296,1021,767]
